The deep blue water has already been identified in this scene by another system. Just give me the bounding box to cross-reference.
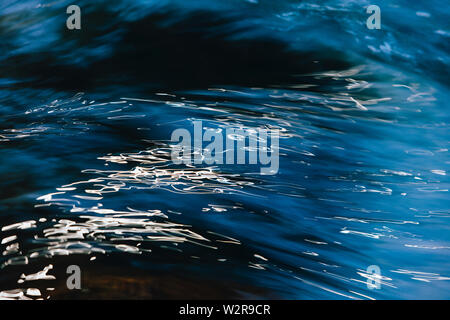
[0,0,449,299]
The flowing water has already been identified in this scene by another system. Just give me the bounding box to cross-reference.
[0,0,449,299]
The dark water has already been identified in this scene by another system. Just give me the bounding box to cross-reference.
[0,0,449,299]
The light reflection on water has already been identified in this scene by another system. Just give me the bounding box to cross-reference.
[0,0,449,300]
[1,65,449,299]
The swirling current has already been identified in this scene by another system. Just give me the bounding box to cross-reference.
[0,0,449,299]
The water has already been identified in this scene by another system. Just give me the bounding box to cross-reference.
[0,0,449,299]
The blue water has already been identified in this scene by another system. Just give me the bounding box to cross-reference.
[0,0,449,299]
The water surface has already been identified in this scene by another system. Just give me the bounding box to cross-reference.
[0,0,449,299]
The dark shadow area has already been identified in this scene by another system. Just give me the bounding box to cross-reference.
[3,8,353,92]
